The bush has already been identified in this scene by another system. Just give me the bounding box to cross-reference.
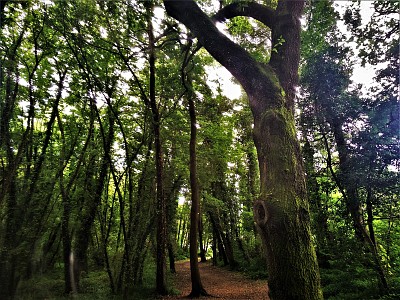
[320,253,381,300]
[16,272,65,299]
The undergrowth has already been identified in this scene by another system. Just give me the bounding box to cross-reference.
[14,256,179,300]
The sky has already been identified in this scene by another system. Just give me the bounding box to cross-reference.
[334,1,381,92]
[211,0,381,100]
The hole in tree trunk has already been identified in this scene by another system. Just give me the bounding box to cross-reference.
[254,200,268,226]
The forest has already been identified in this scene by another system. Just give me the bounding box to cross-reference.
[0,0,399,299]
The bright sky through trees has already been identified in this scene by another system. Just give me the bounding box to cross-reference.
[212,1,385,100]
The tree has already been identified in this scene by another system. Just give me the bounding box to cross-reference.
[143,2,169,295]
[184,49,208,297]
[1,0,398,299]
[163,1,322,299]
[300,0,399,295]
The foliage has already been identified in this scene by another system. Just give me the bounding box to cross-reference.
[300,0,399,298]
[0,0,398,299]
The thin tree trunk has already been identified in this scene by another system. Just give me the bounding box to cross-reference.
[60,166,76,295]
[102,188,116,294]
[61,193,74,294]
[180,218,187,249]
[178,35,209,297]
[0,62,22,297]
[165,172,183,274]
[366,188,377,247]
[366,158,378,248]
[187,88,208,297]
[176,215,182,246]
[0,33,25,296]
[56,100,93,295]
[0,175,20,299]
[302,137,332,267]
[146,4,167,294]
[208,212,229,266]
[212,228,217,266]
[74,112,114,289]
[214,213,236,268]
[168,239,176,273]
[198,212,207,263]
[330,121,388,294]
[235,227,249,262]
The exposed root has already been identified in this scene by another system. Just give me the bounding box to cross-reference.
[187,288,215,298]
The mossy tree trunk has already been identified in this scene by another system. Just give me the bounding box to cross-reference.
[164,0,323,299]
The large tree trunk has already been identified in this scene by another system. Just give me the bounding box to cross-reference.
[163,1,322,299]
[252,99,321,299]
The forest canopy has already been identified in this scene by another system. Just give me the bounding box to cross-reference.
[0,0,399,299]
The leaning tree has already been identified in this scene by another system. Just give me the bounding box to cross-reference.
[163,0,322,299]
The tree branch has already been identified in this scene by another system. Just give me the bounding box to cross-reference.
[213,2,275,29]
[163,0,278,98]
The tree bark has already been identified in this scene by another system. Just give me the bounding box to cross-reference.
[187,87,208,297]
[168,239,176,273]
[215,213,236,268]
[176,215,182,248]
[180,216,188,249]
[0,30,25,299]
[60,183,75,295]
[146,4,168,295]
[198,211,207,263]
[180,35,209,297]
[208,211,229,266]
[212,228,217,266]
[366,188,377,247]
[164,1,322,299]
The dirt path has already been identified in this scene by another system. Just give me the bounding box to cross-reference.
[162,261,269,300]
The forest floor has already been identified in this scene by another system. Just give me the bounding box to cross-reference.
[162,260,270,300]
